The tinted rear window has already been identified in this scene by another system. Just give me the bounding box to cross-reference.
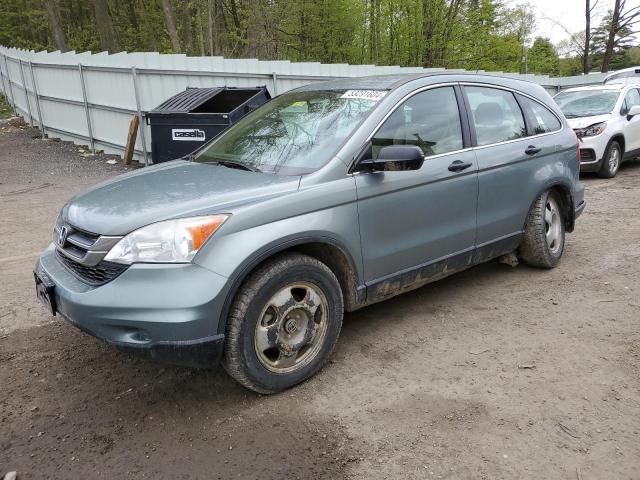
[465,86,527,146]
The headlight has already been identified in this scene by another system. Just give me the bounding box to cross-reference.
[104,215,229,264]
[575,122,607,138]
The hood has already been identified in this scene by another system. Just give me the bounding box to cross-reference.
[63,161,300,235]
[566,113,611,130]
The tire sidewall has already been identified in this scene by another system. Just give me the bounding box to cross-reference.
[235,262,343,392]
[542,190,565,265]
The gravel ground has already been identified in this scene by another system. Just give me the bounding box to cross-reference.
[1,124,640,479]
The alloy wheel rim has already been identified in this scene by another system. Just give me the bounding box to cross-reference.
[544,196,562,255]
[609,147,620,173]
[254,282,329,374]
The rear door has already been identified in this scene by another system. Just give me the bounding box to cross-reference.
[463,85,563,251]
[354,85,478,284]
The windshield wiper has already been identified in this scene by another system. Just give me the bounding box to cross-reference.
[205,159,262,172]
[564,114,580,118]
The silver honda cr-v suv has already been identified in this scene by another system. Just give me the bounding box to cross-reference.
[35,73,585,393]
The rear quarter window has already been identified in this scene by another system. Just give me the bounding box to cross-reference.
[517,95,562,134]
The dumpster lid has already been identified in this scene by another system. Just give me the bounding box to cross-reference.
[150,88,225,114]
[149,86,269,114]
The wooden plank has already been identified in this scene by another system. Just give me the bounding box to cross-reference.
[123,115,139,165]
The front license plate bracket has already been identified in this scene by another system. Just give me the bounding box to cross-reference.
[34,271,57,316]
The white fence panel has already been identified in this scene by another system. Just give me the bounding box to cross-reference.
[0,45,610,165]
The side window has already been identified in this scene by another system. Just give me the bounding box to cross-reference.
[371,87,463,159]
[622,88,640,114]
[518,96,562,134]
[465,86,527,146]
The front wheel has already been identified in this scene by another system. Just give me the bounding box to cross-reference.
[519,190,565,268]
[223,252,343,393]
[598,141,622,178]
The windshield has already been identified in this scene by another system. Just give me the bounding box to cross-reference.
[554,90,619,118]
[196,89,384,175]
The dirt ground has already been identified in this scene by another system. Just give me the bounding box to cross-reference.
[1,123,639,480]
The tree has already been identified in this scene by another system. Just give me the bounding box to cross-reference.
[0,0,566,77]
[600,0,640,72]
[527,37,560,75]
[88,0,120,53]
[583,0,600,74]
[181,1,194,55]
[497,3,536,73]
[592,8,638,71]
[161,0,181,53]
[207,0,214,55]
[42,0,67,52]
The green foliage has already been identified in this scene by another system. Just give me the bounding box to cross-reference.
[626,46,640,65]
[0,0,632,77]
[527,37,559,75]
[0,93,12,119]
[559,56,583,77]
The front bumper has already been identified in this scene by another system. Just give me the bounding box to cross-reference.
[578,134,609,172]
[35,244,230,368]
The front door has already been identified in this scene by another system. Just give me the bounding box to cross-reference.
[622,88,640,154]
[355,85,478,285]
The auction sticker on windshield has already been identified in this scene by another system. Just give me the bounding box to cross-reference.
[340,90,387,101]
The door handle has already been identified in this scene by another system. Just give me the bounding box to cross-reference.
[525,145,542,155]
[448,160,473,172]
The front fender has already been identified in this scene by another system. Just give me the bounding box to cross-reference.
[193,190,363,334]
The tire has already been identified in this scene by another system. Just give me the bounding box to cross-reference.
[222,252,343,394]
[597,140,622,178]
[519,190,565,269]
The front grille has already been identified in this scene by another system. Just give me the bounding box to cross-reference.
[53,219,124,286]
[580,149,596,163]
[56,250,127,286]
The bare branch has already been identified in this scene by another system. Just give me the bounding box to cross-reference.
[542,15,585,52]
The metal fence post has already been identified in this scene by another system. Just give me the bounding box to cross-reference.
[131,67,149,166]
[18,60,33,125]
[28,61,45,139]
[271,72,278,96]
[2,54,17,115]
[78,64,95,153]
[0,54,7,100]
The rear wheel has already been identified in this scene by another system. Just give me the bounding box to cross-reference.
[598,141,622,178]
[519,190,565,268]
[223,252,343,393]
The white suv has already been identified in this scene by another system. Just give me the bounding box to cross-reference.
[604,67,640,85]
[554,84,640,177]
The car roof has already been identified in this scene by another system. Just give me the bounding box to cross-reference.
[604,66,640,80]
[559,84,625,93]
[292,72,542,93]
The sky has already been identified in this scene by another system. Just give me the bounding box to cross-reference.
[506,0,640,45]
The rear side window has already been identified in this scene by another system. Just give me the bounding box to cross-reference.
[372,86,463,159]
[518,96,562,134]
[621,88,640,115]
[465,86,527,146]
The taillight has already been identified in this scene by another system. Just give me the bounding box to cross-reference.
[575,132,581,163]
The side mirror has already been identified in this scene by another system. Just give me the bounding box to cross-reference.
[627,105,640,120]
[356,145,424,172]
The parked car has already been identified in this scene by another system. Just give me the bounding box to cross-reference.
[604,66,640,85]
[35,73,585,393]
[554,83,640,177]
